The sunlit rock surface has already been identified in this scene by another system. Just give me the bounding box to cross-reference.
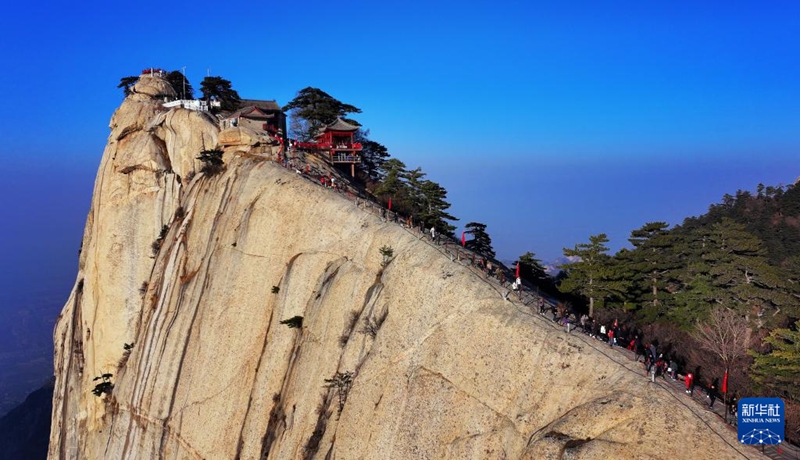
[49,75,760,459]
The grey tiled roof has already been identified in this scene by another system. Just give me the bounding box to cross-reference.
[238,99,282,112]
[325,118,359,132]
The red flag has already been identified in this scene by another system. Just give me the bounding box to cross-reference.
[515,263,520,279]
[461,231,466,246]
[388,197,392,210]
[722,370,728,394]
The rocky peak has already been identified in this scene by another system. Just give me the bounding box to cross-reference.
[129,74,176,101]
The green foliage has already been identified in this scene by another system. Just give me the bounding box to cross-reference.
[377,165,457,234]
[373,159,407,203]
[166,70,193,99]
[686,183,800,266]
[558,233,628,317]
[117,76,139,97]
[280,87,458,234]
[379,245,394,266]
[464,222,495,258]
[354,131,389,183]
[667,218,797,327]
[280,316,303,328]
[271,286,280,294]
[363,150,458,234]
[515,252,553,288]
[606,183,800,328]
[750,321,800,401]
[200,76,241,112]
[91,373,114,397]
[614,222,680,320]
[283,87,361,141]
[197,149,224,176]
[559,182,800,408]
[417,179,457,236]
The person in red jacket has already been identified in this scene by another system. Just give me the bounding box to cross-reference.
[685,372,694,396]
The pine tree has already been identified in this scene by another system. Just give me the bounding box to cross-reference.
[373,159,408,209]
[706,218,795,326]
[283,87,361,140]
[404,167,426,216]
[621,222,680,320]
[117,76,139,97]
[464,222,495,258]
[515,252,550,286]
[355,131,389,183]
[558,234,627,317]
[418,180,457,236]
[200,76,241,112]
[166,70,193,100]
[750,321,800,401]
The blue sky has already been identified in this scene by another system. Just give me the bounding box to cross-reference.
[1,0,799,311]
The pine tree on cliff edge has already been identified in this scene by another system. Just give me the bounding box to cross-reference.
[464,222,495,258]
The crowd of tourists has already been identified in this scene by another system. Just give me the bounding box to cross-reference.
[534,301,740,421]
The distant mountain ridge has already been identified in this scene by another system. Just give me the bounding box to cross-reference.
[683,184,800,265]
[0,379,52,460]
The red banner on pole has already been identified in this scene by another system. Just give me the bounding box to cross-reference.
[388,197,392,210]
[461,231,466,247]
[722,370,728,394]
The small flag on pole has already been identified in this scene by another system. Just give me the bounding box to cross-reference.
[722,370,728,394]
[388,197,392,210]
[461,231,466,247]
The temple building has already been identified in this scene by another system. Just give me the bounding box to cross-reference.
[224,99,287,144]
[314,118,362,176]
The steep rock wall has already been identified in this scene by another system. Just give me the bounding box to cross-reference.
[49,78,759,459]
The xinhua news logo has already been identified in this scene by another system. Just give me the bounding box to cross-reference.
[738,397,784,445]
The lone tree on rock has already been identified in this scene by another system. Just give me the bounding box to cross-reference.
[117,76,139,97]
[197,149,224,175]
[200,76,241,112]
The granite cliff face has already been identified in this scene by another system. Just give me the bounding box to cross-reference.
[49,75,759,459]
